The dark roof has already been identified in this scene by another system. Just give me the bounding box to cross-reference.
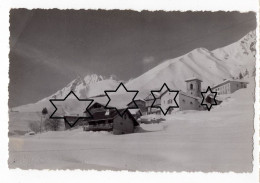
[84,102,111,113]
[88,109,118,121]
[144,93,160,101]
[127,99,145,106]
[88,108,139,126]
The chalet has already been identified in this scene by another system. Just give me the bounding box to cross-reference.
[83,100,139,134]
[113,109,139,135]
[83,109,116,132]
[212,79,248,95]
[84,107,139,135]
[58,103,87,130]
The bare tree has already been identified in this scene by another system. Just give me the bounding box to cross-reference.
[239,72,243,79]
[44,118,61,131]
[42,107,48,116]
[28,121,41,133]
[39,107,49,133]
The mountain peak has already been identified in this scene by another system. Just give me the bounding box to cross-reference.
[239,30,256,57]
[83,74,104,85]
[14,30,255,112]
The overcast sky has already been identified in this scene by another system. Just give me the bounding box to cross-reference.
[9,10,256,107]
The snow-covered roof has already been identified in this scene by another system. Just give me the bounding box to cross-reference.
[159,89,201,101]
[90,96,109,107]
[128,108,141,115]
[144,93,159,100]
[88,109,139,126]
[185,77,203,82]
[127,99,145,106]
[90,93,141,109]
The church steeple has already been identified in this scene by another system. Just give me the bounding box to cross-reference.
[185,78,202,97]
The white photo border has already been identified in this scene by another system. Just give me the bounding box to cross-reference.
[0,0,259,183]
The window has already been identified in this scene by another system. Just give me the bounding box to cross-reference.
[105,109,110,116]
[182,99,185,102]
[190,102,193,105]
[190,83,193,90]
[124,114,127,120]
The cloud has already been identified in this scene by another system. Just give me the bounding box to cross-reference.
[142,56,155,65]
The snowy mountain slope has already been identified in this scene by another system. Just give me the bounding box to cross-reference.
[12,31,256,113]
[42,74,118,100]
[126,47,233,92]
[212,31,256,76]
[14,74,119,112]
[126,31,256,92]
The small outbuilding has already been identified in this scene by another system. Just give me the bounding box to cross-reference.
[113,109,139,135]
[144,92,162,114]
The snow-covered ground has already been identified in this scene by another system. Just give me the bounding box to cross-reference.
[8,78,254,172]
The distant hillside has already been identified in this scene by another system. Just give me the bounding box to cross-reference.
[126,31,255,92]
[13,74,119,112]
[13,31,256,113]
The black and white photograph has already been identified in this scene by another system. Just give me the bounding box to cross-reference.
[8,9,256,172]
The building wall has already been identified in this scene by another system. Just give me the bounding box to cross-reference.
[145,95,161,114]
[186,80,201,97]
[161,91,179,113]
[85,119,113,131]
[213,81,247,95]
[161,92,202,112]
[146,106,161,114]
[230,81,247,93]
[145,94,160,107]
[213,82,230,94]
[145,98,160,107]
[178,94,202,111]
[113,113,135,135]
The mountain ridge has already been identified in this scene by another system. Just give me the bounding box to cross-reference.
[13,30,256,112]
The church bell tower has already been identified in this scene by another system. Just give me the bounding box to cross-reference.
[185,78,202,97]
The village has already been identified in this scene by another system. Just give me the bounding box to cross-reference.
[6,8,257,176]
[9,75,254,171]
[59,77,249,135]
